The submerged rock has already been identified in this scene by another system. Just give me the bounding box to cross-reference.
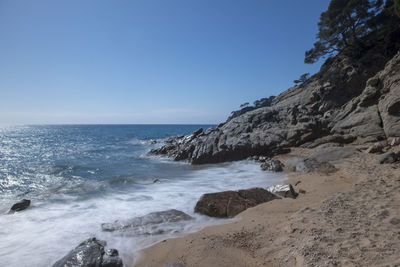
[194,188,279,218]
[9,199,31,213]
[52,237,122,267]
[101,209,193,235]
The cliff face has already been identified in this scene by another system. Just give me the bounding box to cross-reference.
[151,48,400,164]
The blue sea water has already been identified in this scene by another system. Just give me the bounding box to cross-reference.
[0,125,285,266]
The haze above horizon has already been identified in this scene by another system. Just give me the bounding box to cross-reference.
[0,0,329,125]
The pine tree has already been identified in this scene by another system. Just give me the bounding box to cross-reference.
[305,0,383,64]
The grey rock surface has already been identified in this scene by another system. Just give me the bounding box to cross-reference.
[379,152,400,164]
[52,237,123,267]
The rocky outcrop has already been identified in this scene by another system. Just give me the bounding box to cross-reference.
[285,147,358,173]
[331,52,400,141]
[52,238,123,267]
[9,199,30,213]
[150,48,400,164]
[101,209,193,235]
[194,188,279,218]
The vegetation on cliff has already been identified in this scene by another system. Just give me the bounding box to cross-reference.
[305,0,400,64]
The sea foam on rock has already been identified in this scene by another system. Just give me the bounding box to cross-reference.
[101,209,193,235]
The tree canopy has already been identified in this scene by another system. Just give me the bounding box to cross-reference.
[294,73,310,84]
[305,0,384,64]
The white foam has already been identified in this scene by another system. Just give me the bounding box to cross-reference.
[0,160,285,267]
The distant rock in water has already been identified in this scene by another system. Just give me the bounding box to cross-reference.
[194,188,279,218]
[149,48,400,164]
[52,237,123,267]
[101,209,193,235]
[9,199,30,213]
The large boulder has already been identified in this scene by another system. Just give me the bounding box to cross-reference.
[194,188,279,218]
[52,237,122,267]
[101,209,193,235]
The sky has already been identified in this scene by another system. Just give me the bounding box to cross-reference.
[0,0,330,125]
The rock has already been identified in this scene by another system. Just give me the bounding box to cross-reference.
[390,137,400,146]
[52,237,123,267]
[192,128,203,137]
[194,188,279,218]
[285,157,337,174]
[299,189,306,194]
[267,184,298,199]
[9,199,31,213]
[365,142,386,154]
[304,158,337,174]
[260,159,284,172]
[379,152,400,164]
[101,209,193,235]
[102,249,123,267]
[163,263,186,267]
[307,147,358,163]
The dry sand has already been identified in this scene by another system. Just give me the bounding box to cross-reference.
[133,148,400,267]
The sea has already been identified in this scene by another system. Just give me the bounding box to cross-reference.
[0,124,285,266]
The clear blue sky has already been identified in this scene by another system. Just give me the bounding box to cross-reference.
[0,0,330,125]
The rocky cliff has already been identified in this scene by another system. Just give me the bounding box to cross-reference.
[150,44,400,164]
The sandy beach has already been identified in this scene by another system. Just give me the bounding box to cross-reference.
[134,147,400,267]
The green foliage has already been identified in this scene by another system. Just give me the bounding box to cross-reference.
[395,0,400,17]
[294,73,310,84]
[240,102,250,108]
[253,96,275,108]
[305,0,383,64]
